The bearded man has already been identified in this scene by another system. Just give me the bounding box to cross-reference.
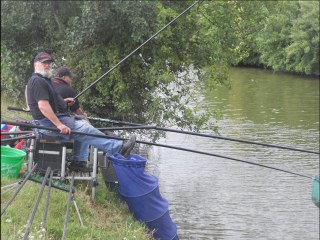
[26,52,136,172]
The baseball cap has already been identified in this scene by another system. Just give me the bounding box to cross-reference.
[56,67,76,78]
[34,52,54,63]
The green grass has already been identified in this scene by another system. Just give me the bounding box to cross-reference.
[1,175,153,240]
[0,93,32,122]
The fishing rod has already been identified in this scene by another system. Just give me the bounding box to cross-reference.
[1,164,38,216]
[23,167,51,240]
[28,174,75,193]
[90,117,320,155]
[41,171,53,240]
[1,131,33,135]
[88,116,144,126]
[73,0,201,100]
[1,133,35,143]
[1,182,21,195]
[2,121,314,180]
[6,106,320,154]
[62,173,75,240]
[97,125,155,131]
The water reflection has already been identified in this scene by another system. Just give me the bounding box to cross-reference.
[147,68,319,240]
[204,67,319,129]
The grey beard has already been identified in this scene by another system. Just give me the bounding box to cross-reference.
[36,69,54,78]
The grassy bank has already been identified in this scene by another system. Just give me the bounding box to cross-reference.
[1,95,153,239]
[1,176,153,240]
[0,95,31,122]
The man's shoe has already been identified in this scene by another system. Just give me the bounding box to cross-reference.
[69,161,93,172]
[119,135,136,157]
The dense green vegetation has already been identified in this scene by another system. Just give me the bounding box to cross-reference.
[1,1,319,130]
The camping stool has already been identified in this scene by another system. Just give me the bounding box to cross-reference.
[27,138,98,200]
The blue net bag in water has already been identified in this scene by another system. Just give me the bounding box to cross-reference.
[108,154,179,240]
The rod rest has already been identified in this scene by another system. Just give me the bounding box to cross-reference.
[27,173,75,193]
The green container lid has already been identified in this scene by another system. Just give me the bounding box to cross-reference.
[1,146,26,178]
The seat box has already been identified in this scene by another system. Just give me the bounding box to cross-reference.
[34,139,64,175]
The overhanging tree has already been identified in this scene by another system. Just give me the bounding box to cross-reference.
[1,1,237,132]
[2,1,317,132]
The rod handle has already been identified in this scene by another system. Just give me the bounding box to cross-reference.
[7,106,30,112]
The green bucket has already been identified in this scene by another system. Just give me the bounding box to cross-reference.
[312,176,319,207]
[1,146,26,178]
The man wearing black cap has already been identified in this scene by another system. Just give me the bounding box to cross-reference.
[27,52,73,119]
[53,67,88,119]
[52,66,91,171]
[26,52,136,172]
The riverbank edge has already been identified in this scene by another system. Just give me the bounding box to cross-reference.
[0,98,153,239]
[0,176,153,239]
[235,63,320,78]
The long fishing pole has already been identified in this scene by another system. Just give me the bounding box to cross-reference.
[1,131,33,135]
[23,167,51,240]
[73,0,201,100]
[5,107,320,154]
[41,170,53,240]
[90,117,320,155]
[98,125,155,131]
[62,173,75,240]
[2,121,313,179]
[1,164,38,216]
[1,134,35,143]
[1,182,21,195]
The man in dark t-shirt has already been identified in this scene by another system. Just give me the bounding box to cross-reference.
[52,67,90,171]
[26,58,74,120]
[27,75,70,119]
[26,52,136,172]
[52,67,88,120]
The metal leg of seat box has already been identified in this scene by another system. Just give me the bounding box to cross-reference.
[72,194,84,227]
[60,145,67,182]
[27,139,35,173]
[91,147,98,202]
[98,150,107,169]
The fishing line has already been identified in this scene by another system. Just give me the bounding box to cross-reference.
[74,0,201,100]
[2,121,314,180]
[90,117,320,155]
[5,107,319,154]
[196,0,215,25]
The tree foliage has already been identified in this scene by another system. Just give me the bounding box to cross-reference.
[1,1,319,132]
[284,1,319,75]
[237,1,319,75]
[1,1,235,131]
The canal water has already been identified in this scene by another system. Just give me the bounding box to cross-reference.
[147,67,319,240]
